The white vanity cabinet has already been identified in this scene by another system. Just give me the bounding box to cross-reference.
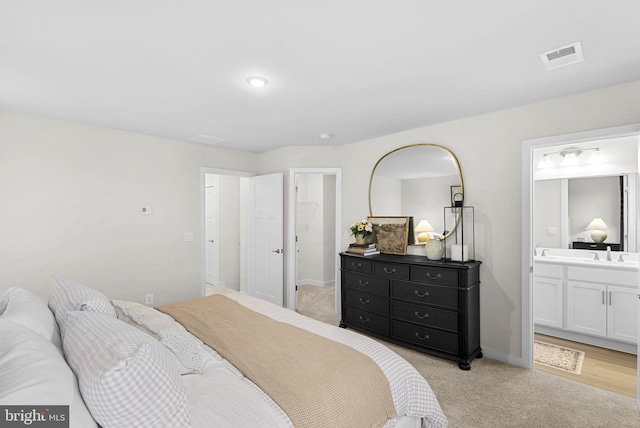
[533,263,563,328]
[534,258,638,353]
[566,265,638,344]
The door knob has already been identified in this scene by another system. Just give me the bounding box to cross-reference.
[209,240,214,243]
[272,249,284,254]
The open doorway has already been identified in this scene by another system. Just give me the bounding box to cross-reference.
[201,168,254,297]
[287,168,342,312]
[522,124,640,404]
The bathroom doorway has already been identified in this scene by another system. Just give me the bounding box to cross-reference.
[523,124,640,403]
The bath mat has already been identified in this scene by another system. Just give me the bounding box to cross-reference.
[534,341,585,374]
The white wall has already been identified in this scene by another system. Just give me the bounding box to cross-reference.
[218,175,243,290]
[533,179,562,248]
[0,110,257,304]
[3,79,640,364]
[258,79,640,363]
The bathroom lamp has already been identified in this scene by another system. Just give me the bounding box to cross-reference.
[585,217,608,243]
[414,219,435,243]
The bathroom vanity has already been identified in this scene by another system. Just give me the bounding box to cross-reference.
[534,248,639,354]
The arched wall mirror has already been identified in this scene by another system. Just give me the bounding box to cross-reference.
[369,144,464,243]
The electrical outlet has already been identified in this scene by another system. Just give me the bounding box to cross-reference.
[144,293,154,305]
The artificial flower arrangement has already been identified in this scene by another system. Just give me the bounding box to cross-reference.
[350,219,373,238]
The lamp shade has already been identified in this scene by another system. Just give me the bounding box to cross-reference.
[415,219,435,243]
[585,217,608,243]
[585,217,608,231]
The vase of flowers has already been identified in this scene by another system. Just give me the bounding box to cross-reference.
[350,219,374,244]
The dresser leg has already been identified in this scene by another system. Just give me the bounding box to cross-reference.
[458,361,471,370]
[339,321,347,328]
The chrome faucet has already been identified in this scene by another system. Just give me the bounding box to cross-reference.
[606,246,612,261]
[617,253,628,262]
[540,248,548,257]
[589,252,600,261]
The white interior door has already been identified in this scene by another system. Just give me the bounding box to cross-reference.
[205,184,218,285]
[247,172,284,306]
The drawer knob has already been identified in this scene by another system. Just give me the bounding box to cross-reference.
[384,267,397,274]
[415,332,430,340]
[414,290,430,298]
[359,298,371,305]
[358,280,370,286]
[351,262,362,268]
[414,311,429,319]
[359,316,370,323]
[426,272,442,280]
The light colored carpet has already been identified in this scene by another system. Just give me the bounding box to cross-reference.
[297,284,640,428]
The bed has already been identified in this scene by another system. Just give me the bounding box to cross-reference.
[0,277,448,428]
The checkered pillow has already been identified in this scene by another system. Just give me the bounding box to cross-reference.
[61,311,190,428]
[48,276,116,325]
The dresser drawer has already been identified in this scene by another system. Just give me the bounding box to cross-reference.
[373,261,410,280]
[391,300,458,332]
[344,307,390,335]
[391,281,458,310]
[411,266,458,286]
[392,320,458,354]
[341,256,372,274]
[345,289,389,316]
[343,271,389,297]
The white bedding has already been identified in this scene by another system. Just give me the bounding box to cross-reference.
[177,290,448,428]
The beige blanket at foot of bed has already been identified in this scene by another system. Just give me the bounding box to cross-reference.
[157,294,397,428]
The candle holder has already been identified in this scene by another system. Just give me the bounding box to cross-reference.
[444,206,475,262]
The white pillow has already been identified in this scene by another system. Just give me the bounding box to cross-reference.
[48,276,116,325]
[61,311,191,428]
[0,319,97,428]
[0,287,62,349]
[112,299,203,373]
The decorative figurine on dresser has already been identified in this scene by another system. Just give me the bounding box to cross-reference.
[340,143,482,370]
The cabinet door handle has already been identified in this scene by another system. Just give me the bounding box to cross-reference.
[415,290,430,298]
[414,311,429,319]
[359,298,370,304]
[415,332,430,340]
[358,280,369,286]
[351,262,362,269]
[602,291,605,305]
[426,273,442,280]
[609,291,612,306]
[359,316,370,323]
[384,267,397,274]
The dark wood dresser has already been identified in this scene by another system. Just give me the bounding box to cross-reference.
[339,252,482,370]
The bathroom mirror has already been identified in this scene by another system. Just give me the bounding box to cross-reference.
[369,144,464,241]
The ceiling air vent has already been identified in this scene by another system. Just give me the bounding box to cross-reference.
[540,41,584,70]
[188,134,228,146]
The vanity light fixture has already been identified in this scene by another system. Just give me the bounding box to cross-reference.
[585,217,608,243]
[559,148,581,166]
[536,147,606,169]
[537,154,554,169]
[415,219,435,243]
[588,148,607,164]
[247,76,268,88]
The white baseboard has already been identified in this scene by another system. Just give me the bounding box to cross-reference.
[481,347,528,369]
[297,279,335,287]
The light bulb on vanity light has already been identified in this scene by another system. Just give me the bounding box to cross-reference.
[588,148,607,164]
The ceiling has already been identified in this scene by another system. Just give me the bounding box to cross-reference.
[2,1,640,153]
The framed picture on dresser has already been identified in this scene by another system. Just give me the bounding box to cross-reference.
[367,216,410,255]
